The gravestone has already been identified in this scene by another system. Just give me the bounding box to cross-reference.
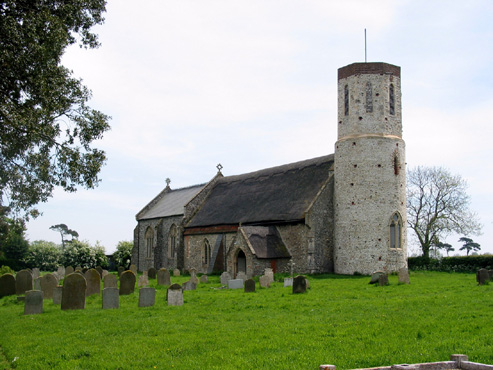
[129,264,137,275]
[0,274,16,297]
[259,275,271,288]
[139,287,156,307]
[65,266,74,276]
[369,271,385,284]
[293,275,307,294]
[167,284,183,306]
[398,268,410,284]
[15,269,33,295]
[138,274,149,288]
[32,268,41,279]
[75,266,82,272]
[148,267,157,279]
[61,273,86,310]
[119,271,136,295]
[57,266,66,277]
[24,290,43,315]
[82,268,88,274]
[305,278,310,289]
[263,268,274,284]
[236,272,247,282]
[157,268,171,286]
[283,278,293,287]
[189,269,199,285]
[95,266,103,278]
[104,274,118,289]
[40,273,58,299]
[173,268,180,277]
[228,279,243,289]
[182,280,197,291]
[102,270,109,279]
[477,268,490,285]
[85,269,101,296]
[489,270,493,281]
[379,274,389,286]
[53,286,63,305]
[118,266,125,277]
[220,271,231,285]
[200,275,209,283]
[34,277,41,291]
[244,279,256,293]
[102,287,119,309]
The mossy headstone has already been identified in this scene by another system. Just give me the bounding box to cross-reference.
[85,269,101,296]
[119,271,136,295]
[0,274,16,298]
[61,273,86,310]
[15,270,33,295]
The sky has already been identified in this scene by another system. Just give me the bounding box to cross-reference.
[26,0,493,255]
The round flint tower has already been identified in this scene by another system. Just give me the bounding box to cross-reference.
[334,62,407,275]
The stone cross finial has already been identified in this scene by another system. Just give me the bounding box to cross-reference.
[165,178,171,187]
[216,163,223,172]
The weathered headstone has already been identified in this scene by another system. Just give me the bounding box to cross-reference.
[0,274,16,298]
[293,275,307,294]
[398,268,410,284]
[57,266,66,277]
[283,278,293,287]
[228,279,243,289]
[305,278,310,289]
[244,278,256,292]
[61,273,87,310]
[182,280,197,291]
[85,269,101,296]
[369,271,385,284]
[65,266,74,276]
[148,267,157,279]
[263,268,274,284]
[95,266,103,278]
[138,274,149,288]
[189,269,199,285]
[40,273,58,299]
[129,264,137,275]
[477,268,490,285]
[82,268,88,274]
[220,271,231,285]
[24,290,43,315]
[378,274,389,286]
[167,284,183,306]
[259,275,271,288]
[119,271,136,295]
[200,275,209,283]
[32,268,41,279]
[102,287,119,309]
[104,274,118,289]
[75,266,82,272]
[34,277,41,291]
[157,268,171,286]
[236,272,247,282]
[118,266,125,277]
[15,269,33,295]
[102,270,109,279]
[138,287,156,307]
[53,286,63,305]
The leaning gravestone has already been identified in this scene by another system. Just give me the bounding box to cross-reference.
[65,266,74,276]
[292,275,307,294]
[200,275,209,283]
[104,274,118,289]
[236,272,247,282]
[477,268,490,285]
[138,274,149,288]
[173,269,180,277]
[369,271,385,284]
[379,274,389,286]
[244,279,256,293]
[167,284,183,306]
[102,287,119,309]
[129,264,137,275]
[32,268,41,279]
[118,266,125,277]
[24,290,43,315]
[228,279,243,290]
[147,267,157,279]
[85,269,101,296]
[15,269,33,295]
[182,281,197,291]
[0,274,16,298]
[139,287,156,307]
[157,268,171,286]
[40,273,58,299]
[119,271,136,295]
[398,267,410,284]
[220,271,231,285]
[61,273,87,310]
[53,286,63,305]
[284,278,293,287]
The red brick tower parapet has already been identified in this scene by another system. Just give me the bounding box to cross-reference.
[333,62,407,275]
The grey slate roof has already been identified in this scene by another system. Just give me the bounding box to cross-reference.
[242,226,291,259]
[187,154,334,228]
[137,184,206,221]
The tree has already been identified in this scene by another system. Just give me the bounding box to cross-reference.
[23,240,61,271]
[407,166,482,258]
[0,0,110,219]
[50,223,78,250]
[61,239,107,269]
[112,241,133,270]
[458,237,481,256]
[439,242,455,257]
[0,215,29,270]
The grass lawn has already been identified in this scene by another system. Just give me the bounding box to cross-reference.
[0,271,492,370]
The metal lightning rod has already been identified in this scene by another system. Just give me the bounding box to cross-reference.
[365,28,367,63]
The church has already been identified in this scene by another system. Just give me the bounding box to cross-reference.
[132,62,408,276]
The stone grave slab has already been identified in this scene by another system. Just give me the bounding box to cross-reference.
[57,266,65,277]
[378,274,389,286]
[244,279,255,293]
[32,268,41,279]
[263,268,274,284]
[236,272,247,281]
[138,274,149,288]
[293,275,307,294]
[62,273,87,310]
[148,268,157,279]
[15,270,33,295]
[157,268,171,286]
[129,264,137,275]
[398,268,410,284]
[119,271,136,295]
[220,271,231,285]
[118,266,124,277]
[200,275,209,283]
[139,287,156,307]
[34,277,41,291]
[283,278,293,287]
[102,287,119,309]
[40,273,58,299]
[24,290,43,315]
[53,286,63,305]
[95,266,103,278]
[85,269,101,296]
[167,284,183,306]
[182,281,197,291]
[104,274,118,289]
[369,271,385,284]
[259,275,271,288]
[228,279,243,289]
[65,266,74,276]
[173,269,180,277]
[477,268,490,285]
[0,274,16,298]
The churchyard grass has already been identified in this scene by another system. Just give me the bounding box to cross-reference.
[0,271,492,369]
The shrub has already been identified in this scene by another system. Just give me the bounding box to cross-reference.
[61,240,108,269]
[112,241,133,270]
[0,265,14,275]
[408,255,493,272]
[23,241,62,271]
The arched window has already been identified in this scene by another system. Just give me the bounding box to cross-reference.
[389,213,402,249]
[344,85,349,116]
[202,239,211,266]
[365,82,373,113]
[145,227,154,257]
[168,224,177,258]
[389,84,395,115]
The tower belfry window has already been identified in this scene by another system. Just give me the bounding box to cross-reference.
[389,84,395,115]
[344,85,349,116]
[366,82,373,113]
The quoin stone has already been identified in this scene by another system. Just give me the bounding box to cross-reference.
[24,290,43,315]
[138,287,156,307]
[119,271,136,295]
[102,287,119,309]
[85,269,101,296]
[0,274,16,298]
[15,270,33,295]
[61,273,86,310]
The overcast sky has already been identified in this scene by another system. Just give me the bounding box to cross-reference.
[26,0,493,255]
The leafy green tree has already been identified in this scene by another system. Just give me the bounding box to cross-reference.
[61,240,107,269]
[23,240,61,271]
[407,166,482,258]
[0,0,110,219]
[49,224,79,250]
[458,237,481,256]
[0,216,29,270]
[112,241,133,270]
[439,242,455,257]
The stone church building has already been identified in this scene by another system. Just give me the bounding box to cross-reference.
[133,62,408,276]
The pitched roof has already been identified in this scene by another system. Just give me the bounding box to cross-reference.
[186,154,334,228]
[137,184,206,221]
[241,226,291,259]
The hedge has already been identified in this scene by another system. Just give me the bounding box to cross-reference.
[408,255,493,272]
